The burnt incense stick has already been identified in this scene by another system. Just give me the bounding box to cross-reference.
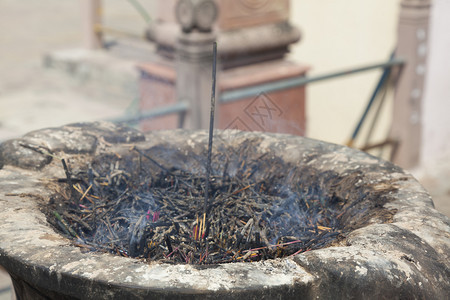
[61,158,77,206]
[203,42,217,221]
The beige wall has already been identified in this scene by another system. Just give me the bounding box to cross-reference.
[289,0,401,145]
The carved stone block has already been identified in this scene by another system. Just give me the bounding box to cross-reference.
[156,0,290,31]
[217,0,289,30]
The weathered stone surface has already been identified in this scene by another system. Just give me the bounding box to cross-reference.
[64,122,145,144]
[0,139,52,170]
[294,224,449,299]
[0,123,448,299]
[24,127,97,154]
[0,122,145,170]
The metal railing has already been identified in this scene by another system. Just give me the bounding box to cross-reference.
[82,0,151,49]
[220,58,404,103]
[113,102,188,126]
[114,57,405,127]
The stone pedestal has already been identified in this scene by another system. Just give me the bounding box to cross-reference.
[390,0,431,168]
[218,60,308,135]
[138,62,178,131]
[146,0,300,68]
[138,60,308,135]
[139,0,306,134]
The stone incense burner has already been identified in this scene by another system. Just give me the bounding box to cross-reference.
[0,122,448,299]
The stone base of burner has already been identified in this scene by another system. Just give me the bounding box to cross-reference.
[0,122,448,299]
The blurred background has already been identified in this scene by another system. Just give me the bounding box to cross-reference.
[1,0,401,144]
[0,0,449,297]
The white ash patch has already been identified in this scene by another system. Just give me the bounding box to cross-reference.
[128,259,312,291]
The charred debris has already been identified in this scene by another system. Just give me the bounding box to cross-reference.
[45,140,349,265]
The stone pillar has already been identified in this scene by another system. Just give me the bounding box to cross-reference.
[390,0,431,168]
[175,0,218,129]
[81,0,102,49]
[140,0,306,134]
[420,0,450,165]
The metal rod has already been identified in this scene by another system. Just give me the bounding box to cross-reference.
[220,58,406,103]
[111,102,188,124]
[360,139,398,152]
[203,42,217,218]
[363,73,391,148]
[82,0,102,49]
[94,24,145,40]
[126,0,152,24]
[347,52,396,147]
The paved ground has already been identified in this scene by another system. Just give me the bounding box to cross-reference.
[0,0,448,298]
[0,0,147,142]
